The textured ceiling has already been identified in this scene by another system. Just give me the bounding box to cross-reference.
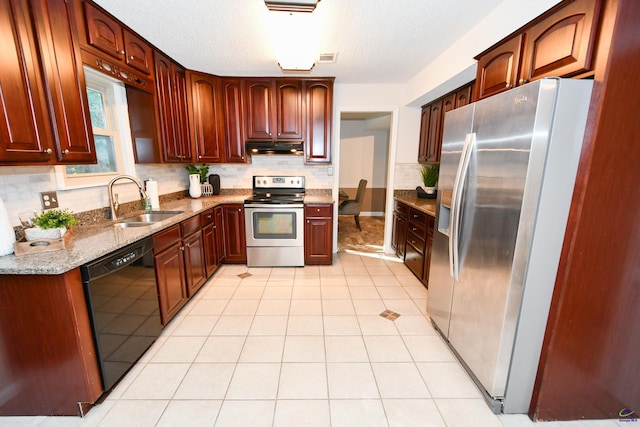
[93,0,504,84]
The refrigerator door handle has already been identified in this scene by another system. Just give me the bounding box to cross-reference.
[449,132,475,280]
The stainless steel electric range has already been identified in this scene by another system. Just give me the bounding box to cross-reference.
[244,176,305,267]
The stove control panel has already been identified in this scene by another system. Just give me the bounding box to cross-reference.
[253,175,305,190]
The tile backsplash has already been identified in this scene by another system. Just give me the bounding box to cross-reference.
[0,155,333,227]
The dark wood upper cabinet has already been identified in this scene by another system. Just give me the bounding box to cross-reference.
[33,0,95,164]
[475,34,523,100]
[276,80,304,140]
[155,51,191,163]
[84,1,152,75]
[221,78,246,163]
[0,0,95,165]
[187,71,224,163]
[244,79,275,140]
[520,0,602,83]
[418,81,473,164]
[245,78,305,141]
[475,0,602,100]
[0,0,54,164]
[304,79,333,164]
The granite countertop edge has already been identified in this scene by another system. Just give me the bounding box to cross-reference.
[393,192,437,217]
[0,195,333,276]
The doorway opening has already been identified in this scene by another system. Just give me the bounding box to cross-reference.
[336,111,393,255]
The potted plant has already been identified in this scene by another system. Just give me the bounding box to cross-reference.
[25,208,78,241]
[185,164,209,184]
[418,165,439,198]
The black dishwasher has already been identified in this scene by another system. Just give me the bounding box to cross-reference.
[81,237,162,391]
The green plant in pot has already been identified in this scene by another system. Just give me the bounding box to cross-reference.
[419,165,439,198]
[25,208,78,241]
[185,164,209,184]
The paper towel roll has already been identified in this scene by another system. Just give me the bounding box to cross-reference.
[145,180,160,210]
[0,197,15,256]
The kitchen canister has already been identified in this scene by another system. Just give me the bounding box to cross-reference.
[0,197,15,256]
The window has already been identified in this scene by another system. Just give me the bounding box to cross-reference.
[55,67,135,188]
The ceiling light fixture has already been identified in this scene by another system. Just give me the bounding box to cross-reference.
[264,0,320,13]
[269,8,320,72]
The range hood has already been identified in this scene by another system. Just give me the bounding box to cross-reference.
[246,141,304,155]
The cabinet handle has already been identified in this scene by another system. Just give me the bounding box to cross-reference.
[185,242,191,248]
[180,246,185,251]
[62,149,70,155]
[118,50,125,55]
[412,227,417,231]
[198,155,202,159]
[519,79,529,85]
[128,55,134,60]
[207,215,212,219]
[413,214,418,218]
[43,148,53,154]
[508,84,514,89]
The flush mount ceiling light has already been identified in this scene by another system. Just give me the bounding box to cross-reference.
[264,0,321,13]
[270,9,319,72]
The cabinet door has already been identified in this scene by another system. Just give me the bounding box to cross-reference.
[391,211,407,258]
[172,64,192,162]
[123,30,153,75]
[455,84,473,108]
[476,34,523,100]
[221,79,246,162]
[417,105,430,164]
[154,52,178,161]
[422,216,434,288]
[214,206,224,264]
[188,72,224,163]
[0,0,54,164]
[520,0,601,83]
[245,79,274,140]
[83,1,124,60]
[304,80,333,164]
[183,230,206,297]
[276,80,304,140]
[222,204,247,264]
[202,223,217,277]
[426,99,443,163]
[154,242,188,325]
[33,0,96,164]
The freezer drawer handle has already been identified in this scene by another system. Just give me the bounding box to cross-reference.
[449,132,475,280]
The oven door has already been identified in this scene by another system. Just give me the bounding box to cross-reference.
[244,204,304,247]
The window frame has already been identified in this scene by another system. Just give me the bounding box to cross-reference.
[54,67,136,189]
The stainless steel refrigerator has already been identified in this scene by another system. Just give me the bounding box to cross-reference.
[427,78,593,413]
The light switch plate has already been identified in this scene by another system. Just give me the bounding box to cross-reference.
[40,191,59,209]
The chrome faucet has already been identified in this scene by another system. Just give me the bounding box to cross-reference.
[107,175,148,220]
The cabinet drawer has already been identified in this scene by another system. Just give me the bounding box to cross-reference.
[407,220,426,239]
[406,230,425,255]
[394,201,409,217]
[200,209,214,226]
[305,204,332,217]
[180,215,201,237]
[153,224,181,253]
[408,208,427,225]
[405,242,425,280]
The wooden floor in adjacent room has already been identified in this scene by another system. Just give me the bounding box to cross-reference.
[337,215,385,254]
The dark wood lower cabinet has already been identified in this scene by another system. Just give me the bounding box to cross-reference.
[391,200,434,287]
[0,270,102,416]
[304,204,333,265]
[153,225,188,325]
[222,204,247,264]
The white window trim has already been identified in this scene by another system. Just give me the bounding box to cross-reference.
[54,67,137,190]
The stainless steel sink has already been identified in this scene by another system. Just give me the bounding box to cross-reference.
[114,211,183,227]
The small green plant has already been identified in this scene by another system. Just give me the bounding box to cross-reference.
[420,165,439,188]
[186,164,209,184]
[34,208,78,229]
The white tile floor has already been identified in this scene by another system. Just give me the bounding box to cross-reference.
[0,253,624,427]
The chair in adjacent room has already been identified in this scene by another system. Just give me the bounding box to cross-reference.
[338,179,367,231]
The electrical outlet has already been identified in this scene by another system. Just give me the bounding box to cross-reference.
[40,191,59,209]
[327,167,333,176]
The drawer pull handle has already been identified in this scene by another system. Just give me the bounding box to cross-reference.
[43,148,52,154]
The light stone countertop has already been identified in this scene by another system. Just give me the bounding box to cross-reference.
[394,194,437,217]
[0,195,335,276]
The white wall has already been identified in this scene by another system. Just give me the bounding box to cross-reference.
[339,120,389,189]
